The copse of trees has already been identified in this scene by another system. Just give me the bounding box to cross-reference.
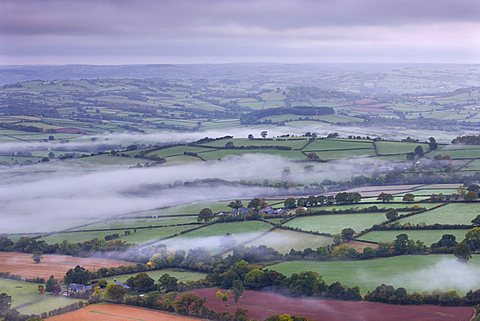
[452,135,480,145]
[365,284,469,306]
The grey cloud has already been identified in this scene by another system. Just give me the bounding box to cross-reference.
[1,0,479,36]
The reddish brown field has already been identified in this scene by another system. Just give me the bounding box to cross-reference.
[191,288,475,321]
[0,252,132,279]
[344,240,379,252]
[47,304,203,321]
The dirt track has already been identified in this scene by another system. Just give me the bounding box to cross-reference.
[0,252,132,279]
[191,288,475,321]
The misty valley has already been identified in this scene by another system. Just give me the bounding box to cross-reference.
[0,64,479,321]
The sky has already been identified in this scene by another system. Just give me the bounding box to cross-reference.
[0,0,479,65]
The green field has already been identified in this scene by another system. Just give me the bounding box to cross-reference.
[374,141,430,155]
[268,255,480,293]
[42,224,197,244]
[0,278,85,315]
[102,268,206,283]
[198,148,307,160]
[197,138,309,149]
[308,203,438,211]
[397,203,480,225]
[358,229,469,245]
[303,139,374,152]
[283,213,388,235]
[245,228,332,253]
[171,221,272,239]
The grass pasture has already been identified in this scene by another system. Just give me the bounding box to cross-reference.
[283,213,388,235]
[397,203,480,225]
[0,278,85,315]
[170,221,272,239]
[268,254,480,293]
[244,228,332,253]
[102,268,206,283]
[374,141,429,155]
[42,224,198,244]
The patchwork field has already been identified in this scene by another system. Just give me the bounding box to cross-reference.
[268,255,480,293]
[191,288,474,321]
[0,252,132,279]
[46,304,202,321]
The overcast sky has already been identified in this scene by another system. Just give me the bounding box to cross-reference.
[0,0,479,64]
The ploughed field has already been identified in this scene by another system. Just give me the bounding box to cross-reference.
[191,288,475,321]
[46,303,203,321]
[0,252,131,279]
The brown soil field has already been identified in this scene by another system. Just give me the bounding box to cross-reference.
[0,252,132,279]
[47,304,203,321]
[191,288,475,321]
[344,240,379,252]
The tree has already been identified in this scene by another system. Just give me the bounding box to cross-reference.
[216,289,229,303]
[0,293,12,315]
[98,279,108,289]
[105,283,127,302]
[341,228,355,241]
[248,134,254,140]
[158,273,178,293]
[402,193,415,202]
[464,191,478,202]
[198,208,214,223]
[428,137,438,151]
[247,198,267,210]
[454,241,472,263]
[126,273,155,293]
[406,152,416,162]
[385,209,398,221]
[393,234,410,255]
[457,185,467,198]
[64,265,91,285]
[306,152,319,160]
[377,192,394,202]
[261,131,268,139]
[472,215,480,227]
[45,275,57,293]
[174,293,206,315]
[306,195,317,206]
[284,198,297,209]
[414,145,425,158]
[228,200,244,210]
[232,279,244,303]
[433,234,458,248]
[295,206,306,215]
[225,141,235,149]
[32,251,42,264]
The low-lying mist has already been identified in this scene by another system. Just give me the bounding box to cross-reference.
[0,123,471,155]
[386,258,480,292]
